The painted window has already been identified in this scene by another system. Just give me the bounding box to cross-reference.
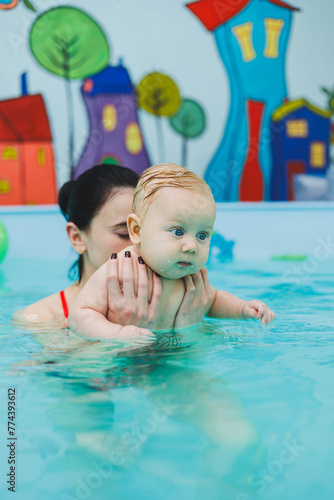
[37,148,46,166]
[286,120,308,138]
[232,22,256,62]
[310,142,326,168]
[0,179,10,194]
[100,155,120,166]
[83,79,94,93]
[2,147,18,160]
[125,123,143,155]
[264,19,285,58]
[102,104,117,132]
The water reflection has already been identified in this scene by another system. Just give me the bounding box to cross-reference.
[2,322,268,499]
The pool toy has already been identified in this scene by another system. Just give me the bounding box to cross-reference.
[209,232,234,262]
[271,254,307,261]
[0,221,9,263]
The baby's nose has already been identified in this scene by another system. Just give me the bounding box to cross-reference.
[181,237,197,253]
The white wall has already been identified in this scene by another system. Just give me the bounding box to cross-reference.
[1,203,334,261]
[1,0,334,188]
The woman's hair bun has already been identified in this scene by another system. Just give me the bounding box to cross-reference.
[58,180,75,220]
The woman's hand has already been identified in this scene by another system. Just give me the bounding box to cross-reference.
[105,254,161,331]
[174,268,214,330]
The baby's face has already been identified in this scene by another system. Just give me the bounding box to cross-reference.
[137,187,216,279]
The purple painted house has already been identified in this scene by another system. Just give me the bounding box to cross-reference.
[74,62,150,179]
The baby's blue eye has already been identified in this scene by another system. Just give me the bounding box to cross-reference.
[197,232,207,240]
[171,228,184,236]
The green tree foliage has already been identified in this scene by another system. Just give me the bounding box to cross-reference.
[29,7,109,79]
[23,0,36,12]
[321,86,334,115]
[169,99,206,166]
[29,7,110,175]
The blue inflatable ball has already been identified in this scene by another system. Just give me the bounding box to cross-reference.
[0,221,9,263]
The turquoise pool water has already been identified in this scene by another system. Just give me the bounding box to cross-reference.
[0,257,333,500]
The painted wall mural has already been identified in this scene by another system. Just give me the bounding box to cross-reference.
[0,0,18,8]
[271,99,331,201]
[75,63,150,178]
[29,6,110,177]
[187,0,301,201]
[0,74,57,205]
[1,1,333,204]
[0,0,35,11]
[169,99,206,167]
[137,72,182,164]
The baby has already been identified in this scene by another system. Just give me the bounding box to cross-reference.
[69,164,275,338]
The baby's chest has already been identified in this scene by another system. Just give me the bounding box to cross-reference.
[156,280,185,330]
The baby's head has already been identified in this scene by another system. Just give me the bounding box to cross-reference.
[127,163,216,279]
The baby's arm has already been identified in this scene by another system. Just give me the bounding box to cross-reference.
[207,288,275,324]
[68,262,152,339]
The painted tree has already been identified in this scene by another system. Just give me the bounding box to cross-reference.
[29,7,109,177]
[137,72,181,163]
[322,86,334,115]
[322,86,334,160]
[169,98,205,167]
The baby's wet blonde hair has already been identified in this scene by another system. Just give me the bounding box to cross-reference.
[132,163,215,218]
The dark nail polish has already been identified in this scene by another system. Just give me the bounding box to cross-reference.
[125,251,131,258]
[138,256,145,264]
[111,253,117,259]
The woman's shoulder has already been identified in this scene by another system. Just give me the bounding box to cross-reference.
[15,290,67,323]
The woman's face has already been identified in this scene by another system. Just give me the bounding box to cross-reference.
[81,188,134,275]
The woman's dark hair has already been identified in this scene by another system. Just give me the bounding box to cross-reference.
[58,164,139,282]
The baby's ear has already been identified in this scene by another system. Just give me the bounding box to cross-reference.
[127,214,141,244]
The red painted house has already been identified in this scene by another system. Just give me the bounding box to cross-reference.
[0,93,57,205]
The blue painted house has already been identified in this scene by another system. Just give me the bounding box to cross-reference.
[187,0,299,201]
[270,99,332,201]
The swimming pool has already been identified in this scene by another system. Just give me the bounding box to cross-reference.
[0,253,333,500]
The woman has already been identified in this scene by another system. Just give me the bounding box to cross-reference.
[21,164,212,329]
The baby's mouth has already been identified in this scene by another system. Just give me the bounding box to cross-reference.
[177,261,192,267]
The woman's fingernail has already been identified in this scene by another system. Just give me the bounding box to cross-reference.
[138,256,145,264]
[125,251,131,258]
[111,253,117,259]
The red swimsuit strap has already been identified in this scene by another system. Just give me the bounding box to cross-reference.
[60,290,69,319]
